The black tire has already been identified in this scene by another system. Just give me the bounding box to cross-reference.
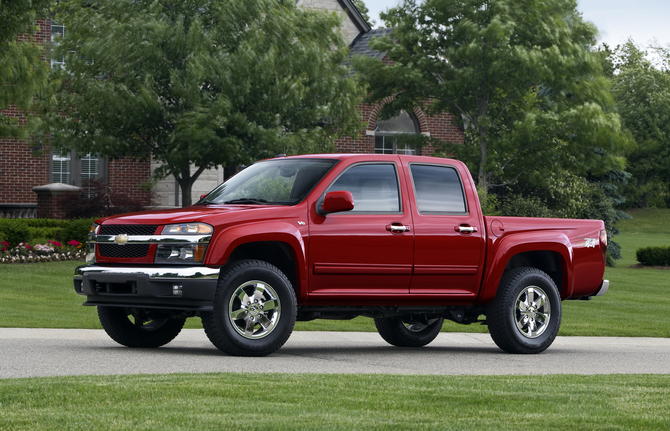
[374,315,444,347]
[486,267,562,354]
[97,306,185,348]
[202,259,297,357]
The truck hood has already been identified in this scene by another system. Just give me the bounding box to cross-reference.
[97,205,280,225]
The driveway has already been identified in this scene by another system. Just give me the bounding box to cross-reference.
[2,328,670,378]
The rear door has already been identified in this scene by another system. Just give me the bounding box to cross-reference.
[403,159,485,296]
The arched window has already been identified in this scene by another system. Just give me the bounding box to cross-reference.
[374,110,419,155]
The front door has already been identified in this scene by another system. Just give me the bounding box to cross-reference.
[308,162,413,296]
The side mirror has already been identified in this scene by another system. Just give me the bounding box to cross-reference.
[316,191,354,216]
[200,194,208,200]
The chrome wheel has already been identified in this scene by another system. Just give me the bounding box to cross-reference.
[515,286,551,338]
[228,280,281,339]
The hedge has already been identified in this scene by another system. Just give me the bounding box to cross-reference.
[636,246,670,266]
[0,218,96,248]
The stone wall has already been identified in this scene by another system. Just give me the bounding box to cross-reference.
[297,0,362,44]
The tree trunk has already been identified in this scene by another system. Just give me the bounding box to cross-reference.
[178,168,193,207]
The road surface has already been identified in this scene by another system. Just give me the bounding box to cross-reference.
[2,328,669,378]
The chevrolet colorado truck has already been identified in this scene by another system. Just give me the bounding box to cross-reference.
[74,154,609,356]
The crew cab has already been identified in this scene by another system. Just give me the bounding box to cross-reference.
[74,154,609,356]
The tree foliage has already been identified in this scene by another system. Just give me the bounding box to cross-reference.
[604,40,670,208]
[0,0,52,139]
[353,0,630,195]
[41,0,365,205]
[352,0,376,27]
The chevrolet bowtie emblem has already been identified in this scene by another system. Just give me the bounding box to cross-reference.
[114,234,129,245]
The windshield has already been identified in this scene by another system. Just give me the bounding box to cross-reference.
[198,158,338,205]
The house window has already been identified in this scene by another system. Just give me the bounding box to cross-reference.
[51,21,65,69]
[51,150,106,187]
[51,149,71,184]
[374,110,419,155]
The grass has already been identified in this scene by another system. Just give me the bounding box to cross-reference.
[0,209,668,335]
[1,373,669,430]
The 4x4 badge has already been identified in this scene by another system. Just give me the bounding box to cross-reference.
[114,234,129,245]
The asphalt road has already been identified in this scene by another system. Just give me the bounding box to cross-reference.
[2,328,670,379]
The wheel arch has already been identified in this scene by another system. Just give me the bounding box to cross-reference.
[224,241,299,294]
[478,232,574,303]
[503,251,565,295]
[205,223,306,301]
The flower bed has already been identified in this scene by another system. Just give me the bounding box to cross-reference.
[1,240,86,264]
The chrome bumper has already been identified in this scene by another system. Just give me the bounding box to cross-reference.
[73,264,221,311]
[75,264,221,280]
[593,279,609,297]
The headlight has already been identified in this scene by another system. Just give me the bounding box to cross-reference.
[154,223,212,264]
[161,223,213,235]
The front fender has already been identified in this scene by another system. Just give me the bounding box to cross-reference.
[478,231,574,304]
[204,221,308,300]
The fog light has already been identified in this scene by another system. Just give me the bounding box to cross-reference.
[172,284,183,296]
[86,244,96,263]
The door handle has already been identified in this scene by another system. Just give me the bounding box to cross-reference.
[386,223,410,233]
[455,224,477,234]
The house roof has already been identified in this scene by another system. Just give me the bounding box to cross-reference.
[349,27,393,58]
[338,0,372,35]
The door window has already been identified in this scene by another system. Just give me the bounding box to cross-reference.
[327,164,401,212]
[410,164,467,214]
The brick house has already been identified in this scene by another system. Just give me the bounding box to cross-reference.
[0,2,463,218]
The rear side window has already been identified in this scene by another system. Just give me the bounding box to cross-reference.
[327,164,401,212]
[410,164,467,214]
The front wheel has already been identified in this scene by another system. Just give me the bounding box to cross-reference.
[98,307,185,348]
[202,260,297,357]
[374,315,444,347]
[486,267,562,354]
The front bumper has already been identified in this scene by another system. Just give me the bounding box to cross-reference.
[74,264,221,311]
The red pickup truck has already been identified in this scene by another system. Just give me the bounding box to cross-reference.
[74,154,609,356]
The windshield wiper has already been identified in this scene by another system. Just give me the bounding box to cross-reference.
[223,198,269,205]
[195,199,216,205]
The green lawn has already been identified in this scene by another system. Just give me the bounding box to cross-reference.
[1,208,668,335]
[1,373,669,430]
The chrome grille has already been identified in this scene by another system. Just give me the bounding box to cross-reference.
[98,244,151,258]
[97,225,158,258]
[99,225,158,236]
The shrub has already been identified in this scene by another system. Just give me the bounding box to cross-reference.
[636,246,670,266]
[62,179,148,219]
[61,217,98,245]
[29,227,63,240]
[0,219,31,248]
[498,195,554,218]
[23,219,70,228]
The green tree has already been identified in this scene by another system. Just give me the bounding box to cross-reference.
[353,0,629,195]
[0,0,52,139]
[607,41,670,208]
[352,0,376,27]
[41,0,365,206]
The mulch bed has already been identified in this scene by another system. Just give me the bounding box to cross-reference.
[628,264,670,270]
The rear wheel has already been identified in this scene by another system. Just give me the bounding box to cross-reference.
[202,260,297,357]
[486,267,562,354]
[98,307,185,348]
[374,315,444,347]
